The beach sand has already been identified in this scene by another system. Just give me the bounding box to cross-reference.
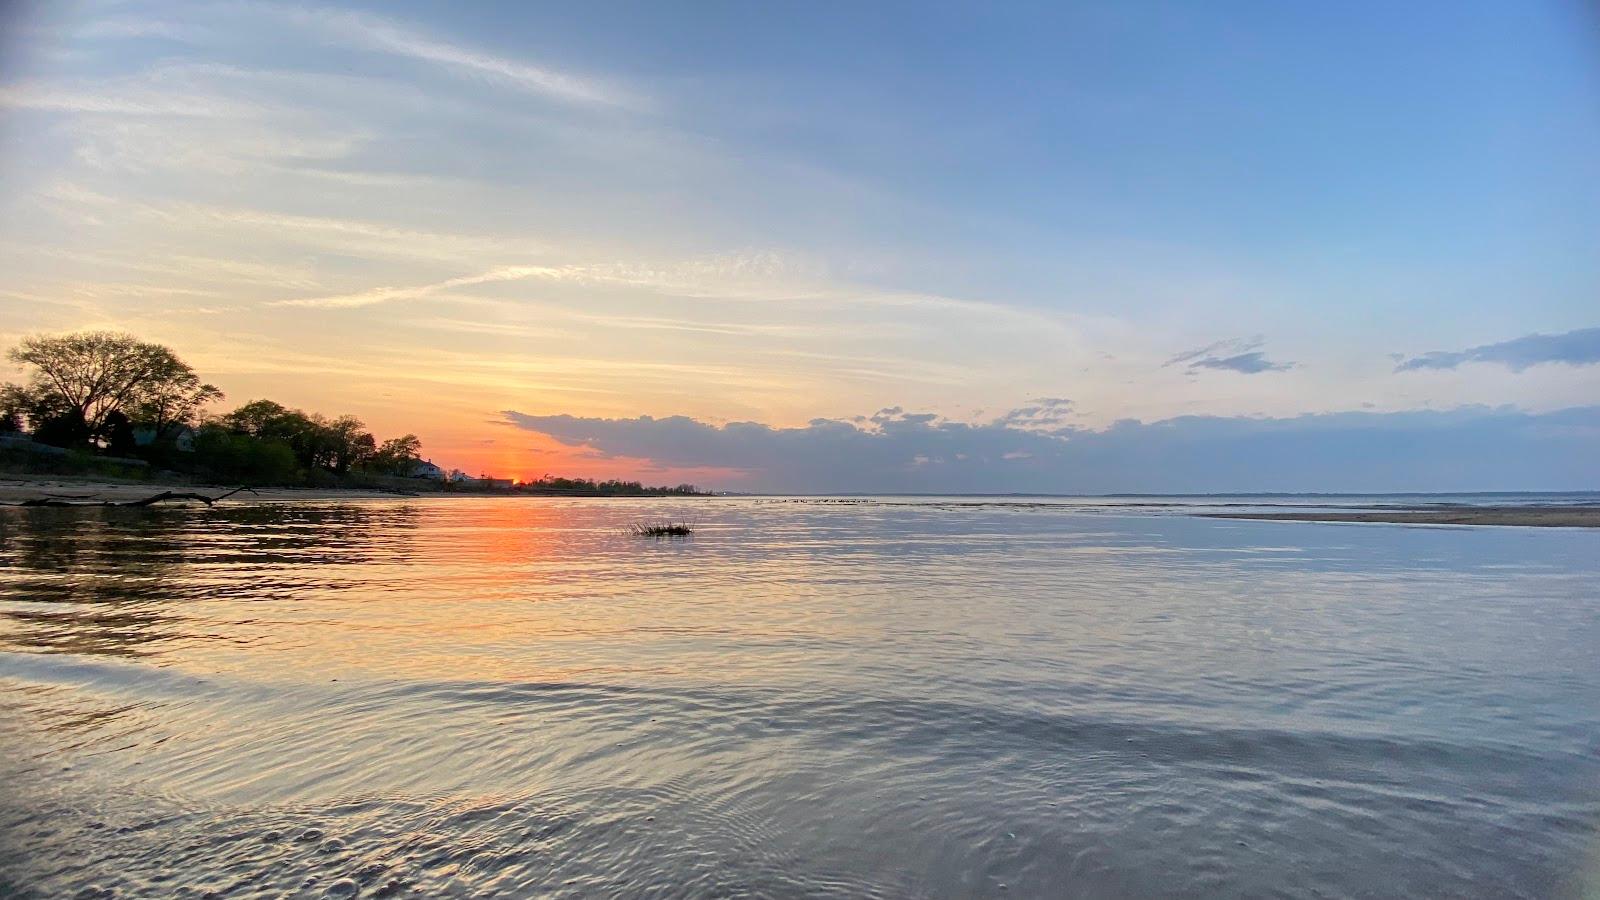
[1202,506,1600,528]
[0,477,412,505]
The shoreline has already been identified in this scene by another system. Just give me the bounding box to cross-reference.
[0,476,711,505]
[3,477,1596,526]
[0,477,411,504]
[1201,506,1600,528]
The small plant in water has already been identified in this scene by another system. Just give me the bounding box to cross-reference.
[630,521,695,537]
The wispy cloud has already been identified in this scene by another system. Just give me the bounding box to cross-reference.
[1396,326,1600,373]
[157,203,538,263]
[275,266,556,308]
[1189,351,1292,374]
[69,16,211,42]
[276,5,637,109]
[1164,336,1294,374]
[0,80,242,116]
[273,255,1076,338]
[1164,335,1261,367]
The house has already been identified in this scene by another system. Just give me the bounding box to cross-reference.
[132,425,195,452]
[0,433,68,457]
[450,473,513,490]
[407,459,447,480]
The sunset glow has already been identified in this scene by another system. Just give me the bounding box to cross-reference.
[2,2,1597,490]
[3,6,1600,898]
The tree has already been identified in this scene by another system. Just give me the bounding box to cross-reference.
[0,405,19,434]
[132,371,224,442]
[1,384,37,434]
[1,381,83,447]
[322,415,375,474]
[103,410,137,457]
[220,399,299,439]
[5,332,208,448]
[366,434,423,475]
[219,400,321,470]
[216,400,377,475]
[191,425,298,484]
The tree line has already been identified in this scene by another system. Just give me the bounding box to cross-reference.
[0,332,424,485]
[1,331,701,493]
[518,475,704,496]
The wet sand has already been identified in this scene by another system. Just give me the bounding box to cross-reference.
[1203,506,1600,528]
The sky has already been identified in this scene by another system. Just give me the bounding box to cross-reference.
[1,0,1597,491]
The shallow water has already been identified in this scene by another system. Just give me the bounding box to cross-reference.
[1,497,1597,898]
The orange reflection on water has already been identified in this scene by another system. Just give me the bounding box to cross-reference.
[1,499,779,688]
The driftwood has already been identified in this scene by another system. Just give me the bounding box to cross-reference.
[10,486,257,508]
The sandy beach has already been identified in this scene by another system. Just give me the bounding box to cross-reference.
[0,477,412,505]
[1203,506,1600,528]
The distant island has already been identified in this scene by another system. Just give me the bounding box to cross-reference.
[1202,505,1600,528]
[0,331,707,497]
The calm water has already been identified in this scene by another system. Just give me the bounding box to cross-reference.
[1,497,1597,898]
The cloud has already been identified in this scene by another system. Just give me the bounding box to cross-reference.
[70,16,210,42]
[1188,351,1293,374]
[1165,336,1293,374]
[275,265,554,308]
[993,396,1074,430]
[271,255,1077,339]
[0,80,244,116]
[276,6,635,109]
[120,201,540,264]
[502,404,1600,493]
[1164,336,1262,367]
[1396,326,1600,373]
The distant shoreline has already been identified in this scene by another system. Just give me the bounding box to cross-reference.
[0,477,713,505]
[1201,506,1600,528]
[4,477,1598,527]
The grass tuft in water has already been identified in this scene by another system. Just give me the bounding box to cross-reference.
[630,521,694,537]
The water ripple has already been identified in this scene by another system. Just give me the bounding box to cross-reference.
[1,498,1598,897]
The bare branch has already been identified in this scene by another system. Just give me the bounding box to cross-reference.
[9,486,258,508]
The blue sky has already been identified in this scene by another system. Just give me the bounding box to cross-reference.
[1,1,1597,488]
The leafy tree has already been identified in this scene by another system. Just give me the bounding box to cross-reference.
[1,384,38,434]
[2,381,84,447]
[366,434,423,475]
[3,333,438,488]
[5,332,203,446]
[191,425,298,484]
[323,415,375,474]
[518,475,703,495]
[132,371,224,442]
[220,399,301,440]
[217,400,377,474]
[219,400,322,470]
